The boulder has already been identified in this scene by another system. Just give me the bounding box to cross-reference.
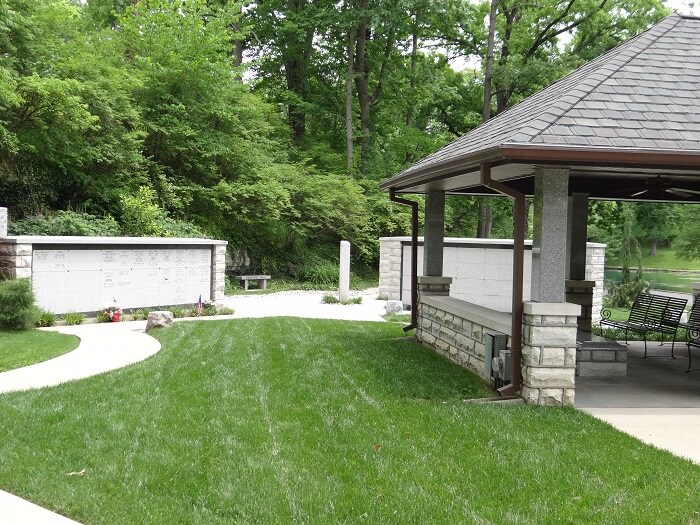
[384,301,403,315]
[146,310,174,331]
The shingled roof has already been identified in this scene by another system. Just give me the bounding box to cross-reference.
[381,14,700,201]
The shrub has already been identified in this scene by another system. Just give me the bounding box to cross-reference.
[96,311,111,323]
[10,210,121,236]
[63,312,85,325]
[217,306,235,315]
[0,279,37,330]
[35,309,56,327]
[342,296,362,305]
[131,309,150,321]
[322,293,339,304]
[298,259,339,287]
[170,306,189,318]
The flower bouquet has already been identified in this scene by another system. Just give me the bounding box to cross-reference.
[103,303,122,322]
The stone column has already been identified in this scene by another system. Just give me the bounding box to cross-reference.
[567,193,588,280]
[0,208,7,237]
[0,242,33,279]
[378,238,402,300]
[521,301,580,406]
[423,190,445,277]
[211,244,227,301]
[531,167,569,303]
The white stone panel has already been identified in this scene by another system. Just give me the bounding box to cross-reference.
[32,247,213,313]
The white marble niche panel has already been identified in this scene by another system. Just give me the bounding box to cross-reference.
[32,247,212,314]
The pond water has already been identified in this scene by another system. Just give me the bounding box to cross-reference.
[604,269,700,294]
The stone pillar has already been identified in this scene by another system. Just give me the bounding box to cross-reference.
[531,167,569,303]
[585,243,606,325]
[423,191,445,277]
[520,301,580,406]
[0,208,7,237]
[378,238,402,300]
[567,193,588,280]
[417,276,452,298]
[565,279,595,332]
[211,244,226,301]
[0,242,33,279]
[339,240,350,302]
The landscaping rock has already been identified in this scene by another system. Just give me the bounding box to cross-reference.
[146,311,174,330]
[385,301,403,315]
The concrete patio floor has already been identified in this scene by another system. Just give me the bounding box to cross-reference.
[576,340,700,464]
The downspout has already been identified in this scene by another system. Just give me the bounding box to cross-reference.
[481,163,524,396]
[389,188,419,332]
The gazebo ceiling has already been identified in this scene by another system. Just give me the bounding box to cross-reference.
[380,14,700,203]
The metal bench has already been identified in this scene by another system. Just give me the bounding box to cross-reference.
[681,294,700,372]
[600,293,687,358]
[238,274,271,291]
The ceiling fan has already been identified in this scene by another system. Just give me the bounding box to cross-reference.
[626,176,700,199]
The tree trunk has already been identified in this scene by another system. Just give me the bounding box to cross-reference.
[354,0,371,176]
[482,0,497,121]
[477,202,492,238]
[346,27,355,175]
[406,18,418,128]
[649,238,658,257]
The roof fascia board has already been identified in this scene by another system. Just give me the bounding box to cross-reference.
[501,144,700,170]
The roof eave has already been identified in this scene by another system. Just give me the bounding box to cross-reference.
[378,146,503,192]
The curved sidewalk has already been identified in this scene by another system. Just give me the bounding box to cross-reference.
[0,321,157,394]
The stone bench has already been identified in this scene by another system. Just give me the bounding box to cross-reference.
[576,331,627,377]
[239,275,271,291]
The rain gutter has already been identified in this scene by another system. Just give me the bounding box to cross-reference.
[481,162,524,396]
[389,189,418,332]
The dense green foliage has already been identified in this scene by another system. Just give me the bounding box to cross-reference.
[0,0,670,274]
[0,279,36,330]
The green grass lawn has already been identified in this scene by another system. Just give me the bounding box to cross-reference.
[0,329,79,372]
[0,318,699,524]
[606,246,700,271]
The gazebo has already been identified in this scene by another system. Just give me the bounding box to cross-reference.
[380,14,700,406]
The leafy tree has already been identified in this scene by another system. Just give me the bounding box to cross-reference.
[634,203,680,257]
[674,206,700,261]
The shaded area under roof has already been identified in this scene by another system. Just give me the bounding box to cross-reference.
[380,14,700,202]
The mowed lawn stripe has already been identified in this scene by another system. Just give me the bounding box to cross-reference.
[0,318,698,524]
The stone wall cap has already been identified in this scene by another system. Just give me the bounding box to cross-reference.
[565,279,596,286]
[422,296,511,335]
[523,301,582,316]
[381,236,605,249]
[418,276,453,284]
[1,236,227,246]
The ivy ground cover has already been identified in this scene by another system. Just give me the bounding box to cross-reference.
[0,318,698,524]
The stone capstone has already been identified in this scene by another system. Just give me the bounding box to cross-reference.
[146,311,174,330]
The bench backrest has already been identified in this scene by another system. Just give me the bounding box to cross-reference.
[627,293,654,324]
[687,295,700,327]
[657,295,688,328]
[627,293,687,330]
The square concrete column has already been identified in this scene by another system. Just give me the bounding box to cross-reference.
[531,167,569,303]
[566,193,589,280]
[423,190,445,277]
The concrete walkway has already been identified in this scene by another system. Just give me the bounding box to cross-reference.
[576,340,700,465]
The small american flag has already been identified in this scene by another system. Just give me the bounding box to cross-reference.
[196,295,203,316]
